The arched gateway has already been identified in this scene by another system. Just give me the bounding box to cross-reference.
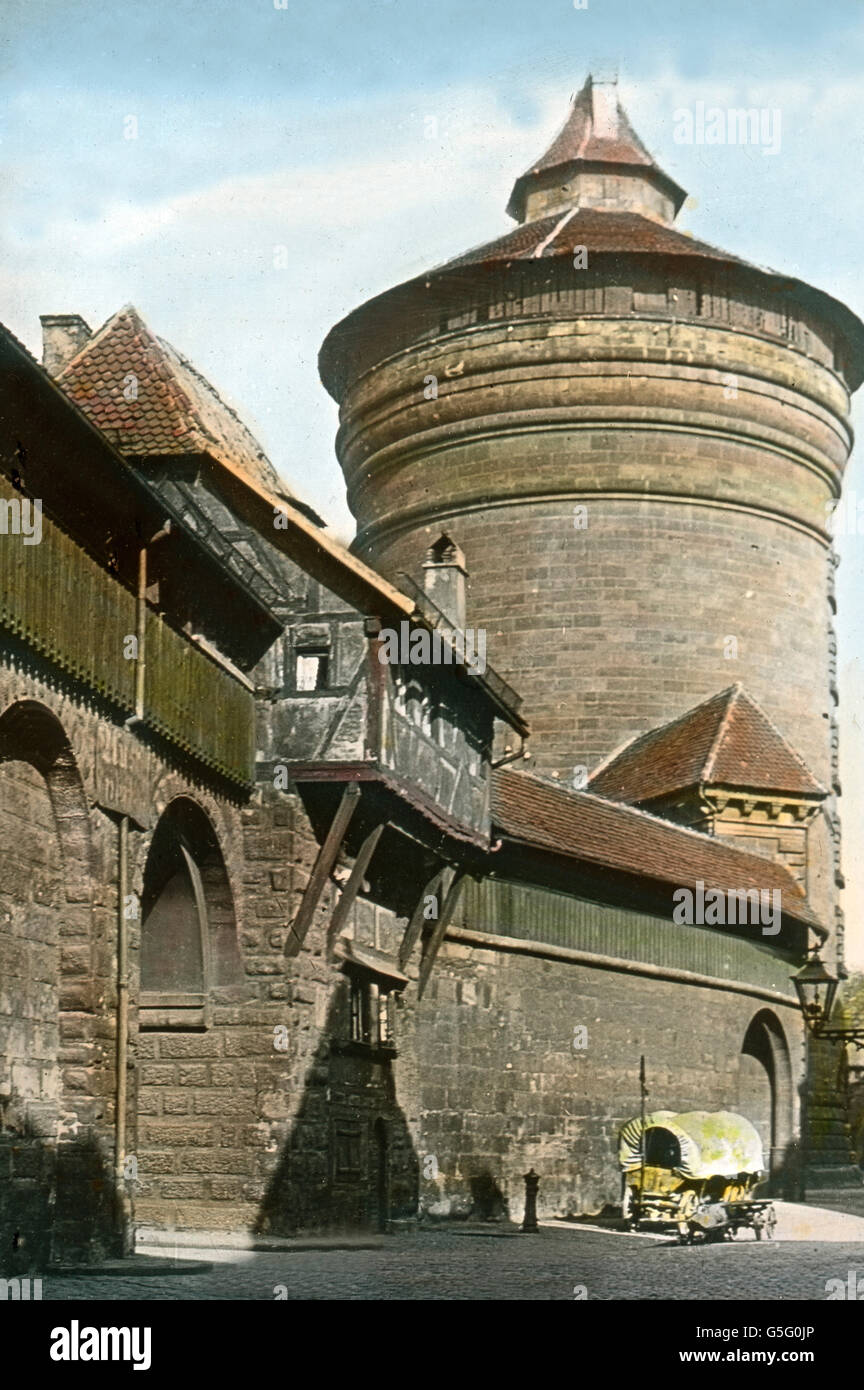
[739,1010,794,1182]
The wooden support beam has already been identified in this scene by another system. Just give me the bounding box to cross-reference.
[417,871,466,1000]
[398,867,448,971]
[285,783,360,958]
[326,822,386,959]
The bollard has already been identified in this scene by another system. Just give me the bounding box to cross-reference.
[521,1168,540,1232]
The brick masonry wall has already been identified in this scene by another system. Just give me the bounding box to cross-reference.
[369,498,838,932]
[0,649,424,1250]
[403,935,806,1222]
[332,302,848,933]
[0,644,815,1247]
[372,497,831,776]
[0,757,63,1270]
[338,310,843,778]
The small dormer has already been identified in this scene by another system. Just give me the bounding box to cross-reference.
[589,684,827,888]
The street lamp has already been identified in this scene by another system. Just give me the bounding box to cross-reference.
[792,952,864,1046]
[791,950,864,1203]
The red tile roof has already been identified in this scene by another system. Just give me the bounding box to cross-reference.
[506,76,686,222]
[533,83,658,173]
[589,684,826,804]
[56,305,303,503]
[491,767,820,929]
[444,207,750,272]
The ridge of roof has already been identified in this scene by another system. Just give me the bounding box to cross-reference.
[702,683,744,785]
[441,207,754,273]
[0,317,282,635]
[524,77,657,176]
[587,685,736,791]
[709,684,828,795]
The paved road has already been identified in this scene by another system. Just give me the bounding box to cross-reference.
[40,1224,864,1301]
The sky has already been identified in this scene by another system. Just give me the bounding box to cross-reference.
[3,0,864,963]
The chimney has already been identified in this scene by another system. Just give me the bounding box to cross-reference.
[423,534,467,630]
[39,314,92,376]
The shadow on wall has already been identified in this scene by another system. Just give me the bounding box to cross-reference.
[776,1135,803,1202]
[0,1092,120,1273]
[468,1171,509,1222]
[255,978,420,1236]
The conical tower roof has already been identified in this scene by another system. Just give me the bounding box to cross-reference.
[319,76,864,399]
[507,75,687,224]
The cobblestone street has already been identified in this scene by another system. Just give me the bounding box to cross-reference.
[41,1217,864,1301]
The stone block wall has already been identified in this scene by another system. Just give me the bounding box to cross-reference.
[0,643,424,1253]
[330,295,848,933]
[0,757,63,1270]
[125,781,420,1238]
[0,637,812,1251]
[340,308,843,781]
[0,657,141,1266]
[404,932,805,1222]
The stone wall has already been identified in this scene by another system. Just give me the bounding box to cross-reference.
[403,931,805,1222]
[132,786,418,1237]
[0,757,63,1269]
[330,293,847,933]
[0,656,135,1265]
[0,615,814,1252]
[0,645,426,1252]
[339,306,844,781]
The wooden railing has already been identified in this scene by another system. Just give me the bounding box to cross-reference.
[0,475,254,786]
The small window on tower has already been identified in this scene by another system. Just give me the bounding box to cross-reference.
[295,648,329,691]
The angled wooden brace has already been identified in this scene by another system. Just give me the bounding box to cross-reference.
[284,782,360,958]
[398,867,449,971]
[417,870,466,1000]
[325,821,386,960]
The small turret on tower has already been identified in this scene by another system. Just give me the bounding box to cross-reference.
[506,74,686,226]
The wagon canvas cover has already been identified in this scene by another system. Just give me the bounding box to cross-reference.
[619,1110,765,1179]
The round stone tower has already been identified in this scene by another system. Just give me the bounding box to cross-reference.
[319,76,864,932]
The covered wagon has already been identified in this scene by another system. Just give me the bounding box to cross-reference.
[618,1109,776,1243]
